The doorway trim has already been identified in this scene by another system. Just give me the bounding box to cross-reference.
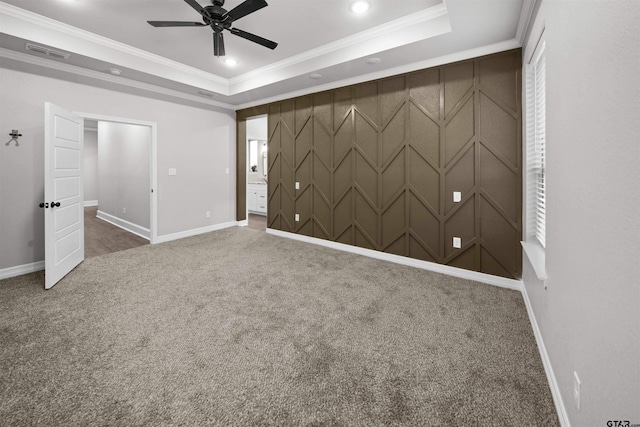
[236,105,269,222]
[75,111,158,244]
[246,114,268,221]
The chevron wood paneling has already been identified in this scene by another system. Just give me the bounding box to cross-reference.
[260,50,522,279]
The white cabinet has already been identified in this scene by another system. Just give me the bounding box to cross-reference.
[247,184,267,215]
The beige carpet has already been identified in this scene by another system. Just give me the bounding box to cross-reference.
[0,227,558,426]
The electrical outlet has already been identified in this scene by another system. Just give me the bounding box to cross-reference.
[168,168,177,176]
[225,168,229,175]
[123,207,126,214]
[573,371,581,410]
[453,191,461,202]
[295,213,300,222]
[295,181,300,190]
[205,211,210,218]
[453,237,461,248]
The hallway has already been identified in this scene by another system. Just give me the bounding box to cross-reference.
[84,206,148,258]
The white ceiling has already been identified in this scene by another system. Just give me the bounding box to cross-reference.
[0,0,530,109]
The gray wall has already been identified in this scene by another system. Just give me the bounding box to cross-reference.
[98,122,150,229]
[523,1,640,424]
[0,67,236,270]
[83,129,98,203]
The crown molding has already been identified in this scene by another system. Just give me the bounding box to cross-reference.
[0,47,235,110]
[0,2,229,94]
[229,4,449,87]
[0,1,451,99]
[2,34,520,112]
[228,6,451,94]
[234,38,521,110]
[1,1,522,111]
[516,0,540,44]
[0,2,227,85]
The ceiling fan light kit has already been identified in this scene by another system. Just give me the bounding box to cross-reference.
[147,0,277,57]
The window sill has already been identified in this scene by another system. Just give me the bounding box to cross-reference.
[521,241,547,281]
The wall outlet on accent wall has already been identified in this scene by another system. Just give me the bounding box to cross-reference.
[295,213,300,222]
[453,237,461,248]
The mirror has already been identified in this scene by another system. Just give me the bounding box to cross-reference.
[249,140,258,173]
[261,142,267,179]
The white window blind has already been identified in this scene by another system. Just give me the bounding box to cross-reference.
[533,42,546,247]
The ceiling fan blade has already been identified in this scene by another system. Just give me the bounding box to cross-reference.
[230,28,277,49]
[147,21,206,27]
[183,0,206,16]
[214,32,225,57]
[224,0,268,22]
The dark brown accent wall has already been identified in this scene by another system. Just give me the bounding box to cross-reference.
[238,49,522,279]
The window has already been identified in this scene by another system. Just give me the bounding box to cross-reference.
[532,41,546,248]
[523,33,547,281]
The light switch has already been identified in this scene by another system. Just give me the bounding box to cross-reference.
[225,168,229,175]
[168,168,177,176]
[453,237,461,248]
[453,191,461,203]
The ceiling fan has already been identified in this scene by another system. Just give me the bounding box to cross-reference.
[147,0,277,57]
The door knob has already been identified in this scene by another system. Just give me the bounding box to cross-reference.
[39,202,49,208]
[51,202,61,208]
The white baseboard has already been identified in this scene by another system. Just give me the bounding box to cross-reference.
[266,229,523,291]
[237,219,249,227]
[0,260,44,280]
[521,283,570,427]
[84,200,98,207]
[155,221,240,244]
[96,210,150,240]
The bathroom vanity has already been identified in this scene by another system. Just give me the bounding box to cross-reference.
[247,183,267,215]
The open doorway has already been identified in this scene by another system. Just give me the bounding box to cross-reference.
[78,113,158,257]
[246,115,268,231]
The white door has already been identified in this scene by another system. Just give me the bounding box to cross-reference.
[44,103,84,289]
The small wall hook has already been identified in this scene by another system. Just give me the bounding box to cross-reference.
[6,129,22,146]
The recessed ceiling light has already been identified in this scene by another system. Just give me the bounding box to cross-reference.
[366,57,382,65]
[350,1,370,14]
[109,68,122,76]
[309,73,323,80]
[224,58,237,66]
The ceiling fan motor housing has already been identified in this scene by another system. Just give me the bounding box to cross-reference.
[204,5,226,23]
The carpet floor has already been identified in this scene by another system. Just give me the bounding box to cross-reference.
[0,227,558,426]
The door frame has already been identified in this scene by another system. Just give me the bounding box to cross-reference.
[245,114,268,220]
[75,112,158,244]
[236,106,269,222]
